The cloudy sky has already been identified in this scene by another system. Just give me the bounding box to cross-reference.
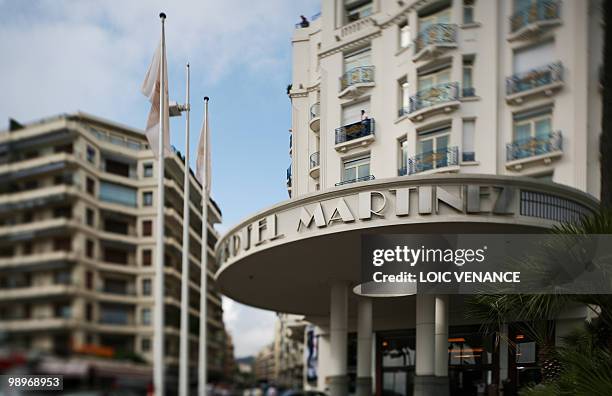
[0,0,319,357]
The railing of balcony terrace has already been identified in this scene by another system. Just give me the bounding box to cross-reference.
[413,23,457,54]
[506,62,563,95]
[408,146,459,175]
[510,0,560,33]
[409,82,459,114]
[335,118,375,144]
[340,66,375,91]
[506,131,562,161]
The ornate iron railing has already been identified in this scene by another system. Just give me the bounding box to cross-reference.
[506,62,563,95]
[398,166,408,176]
[310,152,320,169]
[506,131,562,161]
[335,118,375,144]
[286,166,292,187]
[310,102,320,119]
[408,146,459,175]
[409,82,459,114]
[340,66,375,91]
[335,175,375,186]
[510,0,560,33]
[413,23,457,54]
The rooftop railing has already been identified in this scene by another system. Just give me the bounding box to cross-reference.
[335,118,375,145]
[408,146,459,175]
[409,82,459,114]
[510,0,560,33]
[413,23,457,54]
[335,174,375,186]
[506,62,563,95]
[340,66,375,91]
[310,152,320,169]
[506,131,562,161]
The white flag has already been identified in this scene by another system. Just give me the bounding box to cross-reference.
[196,105,211,193]
[141,39,172,159]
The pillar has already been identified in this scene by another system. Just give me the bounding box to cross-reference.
[328,282,348,396]
[434,295,449,395]
[356,298,373,396]
[415,294,449,395]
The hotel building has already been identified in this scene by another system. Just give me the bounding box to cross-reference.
[216,0,604,395]
[0,112,228,392]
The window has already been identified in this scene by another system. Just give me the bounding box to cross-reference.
[141,308,151,325]
[54,270,71,285]
[399,21,411,49]
[86,177,95,195]
[53,206,72,219]
[344,0,373,23]
[22,242,33,255]
[142,191,153,207]
[398,77,410,116]
[342,100,370,126]
[86,239,95,258]
[417,125,451,171]
[104,158,130,178]
[142,249,152,266]
[86,146,96,164]
[463,0,475,24]
[99,181,137,207]
[513,107,552,142]
[85,303,93,321]
[418,7,450,32]
[103,247,128,265]
[143,163,153,178]
[86,208,95,227]
[54,144,73,154]
[462,56,475,97]
[513,40,555,74]
[53,237,71,252]
[343,156,370,182]
[86,271,93,290]
[142,278,152,296]
[103,219,129,235]
[344,48,371,73]
[399,139,409,175]
[462,120,476,162]
[141,337,151,352]
[418,67,451,91]
[142,220,153,236]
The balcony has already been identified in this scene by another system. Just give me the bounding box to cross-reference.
[408,146,459,175]
[335,175,375,187]
[339,66,375,98]
[508,0,561,41]
[505,131,562,170]
[309,103,320,133]
[309,152,320,179]
[413,24,458,62]
[506,62,564,105]
[334,118,375,152]
[408,82,460,122]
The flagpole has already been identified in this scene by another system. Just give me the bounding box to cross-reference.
[198,96,210,396]
[154,12,167,396]
[179,62,191,396]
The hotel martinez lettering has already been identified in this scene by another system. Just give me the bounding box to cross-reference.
[217,176,596,267]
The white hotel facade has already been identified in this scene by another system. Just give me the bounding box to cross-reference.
[216,0,604,395]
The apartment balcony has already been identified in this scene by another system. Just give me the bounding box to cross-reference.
[334,118,375,152]
[339,66,375,98]
[0,317,76,332]
[335,175,375,187]
[508,0,561,42]
[413,24,458,62]
[506,62,564,105]
[309,152,320,179]
[505,131,562,170]
[407,146,459,175]
[0,284,77,301]
[408,82,460,122]
[309,103,320,133]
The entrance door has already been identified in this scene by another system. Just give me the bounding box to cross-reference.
[377,330,416,396]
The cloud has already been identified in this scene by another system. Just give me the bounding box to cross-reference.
[223,297,276,358]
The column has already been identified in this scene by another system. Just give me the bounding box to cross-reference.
[328,282,348,396]
[415,294,435,395]
[356,298,373,396]
[434,295,449,396]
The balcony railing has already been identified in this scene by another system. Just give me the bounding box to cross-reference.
[335,118,375,145]
[398,166,408,176]
[506,62,563,95]
[335,175,375,186]
[413,23,457,54]
[310,103,320,119]
[510,0,560,33]
[506,131,562,161]
[408,146,459,175]
[310,152,320,169]
[340,66,375,91]
[409,82,459,114]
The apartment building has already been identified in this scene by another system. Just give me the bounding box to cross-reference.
[0,112,228,392]
[274,313,307,389]
[215,1,604,395]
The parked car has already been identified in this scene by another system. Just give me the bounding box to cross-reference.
[280,391,327,396]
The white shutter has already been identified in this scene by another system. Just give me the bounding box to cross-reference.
[513,41,555,73]
[342,100,370,125]
[462,120,475,152]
